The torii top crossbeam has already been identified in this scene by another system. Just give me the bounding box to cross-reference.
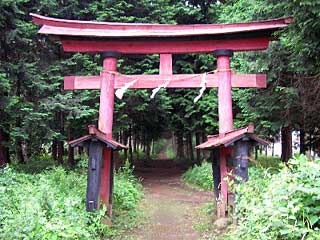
[31,14,292,54]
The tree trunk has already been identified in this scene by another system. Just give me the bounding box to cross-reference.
[300,129,306,154]
[68,145,75,167]
[281,126,292,162]
[187,132,194,163]
[123,130,128,161]
[0,129,7,167]
[259,146,262,155]
[67,127,75,167]
[133,130,137,153]
[57,140,64,165]
[272,141,275,156]
[265,146,268,156]
[171,132,175,154]
[255,146,258,160]
[128,127,133,163]
[78,146,83,156]
[0,129,10,166]
[151,139,154,155]
[195,131,201,165]
[176,133,184,159]
[57,111,64,165]
[146,143,151,161]
[52,140,58,161]
[21,140,28,163]
[143,137,146,153]
[16,140,26,164]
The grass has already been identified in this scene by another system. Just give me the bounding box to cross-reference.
[0,156,143,239]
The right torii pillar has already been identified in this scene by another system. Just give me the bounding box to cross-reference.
[214,49,234,217]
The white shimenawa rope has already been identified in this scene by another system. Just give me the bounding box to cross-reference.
[115,70,217,101]
[115,78,138,99]
[194,73,207,103]
[150,81,170,99]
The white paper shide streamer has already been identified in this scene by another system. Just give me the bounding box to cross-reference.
[115,78,138,99]
[194,73,207,103]
[150,81,170,99]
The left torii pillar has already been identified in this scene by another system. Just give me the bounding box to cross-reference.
[99,51,120,217]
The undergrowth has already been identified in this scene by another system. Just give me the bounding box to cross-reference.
[183,155,320,239]
[227,155,320,240]
[182,155,282,191]
[182,161,213,191]
[0,158,142,239]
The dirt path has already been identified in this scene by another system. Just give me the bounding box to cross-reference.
[122,166,214,240]
[157,138,172,159]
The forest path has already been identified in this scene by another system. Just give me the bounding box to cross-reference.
[121,167,215,240]
[157,138,172,159]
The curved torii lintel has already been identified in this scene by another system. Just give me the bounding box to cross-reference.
[30,13,292,54]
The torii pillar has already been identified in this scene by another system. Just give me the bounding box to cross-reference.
[98,52,120,216]
[214,49,234,212]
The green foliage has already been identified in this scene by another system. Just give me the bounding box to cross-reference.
[152,138,167,156]
[184,156,320,240]
[114,161,143,211]
[215,0,320,147]
[0,166,107,239]
[165,144,176,159]
[227,155,320,240]
[183,161,213,191]
[253,155,281,171]
[12,153,57,174]
[0,160,143,239]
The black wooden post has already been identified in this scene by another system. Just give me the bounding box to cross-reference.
[108,151,114,217]
[212,150,221,199]
[234,140,249,182]
[86,141,103,211]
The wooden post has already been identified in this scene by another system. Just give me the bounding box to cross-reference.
[215,49,233,134]
[235,140,249,182]
[214,49,234,217]
[160,54,172,75]
[109,151,114,216]
[86,141,103,211]
[98,51,119,216]
[212,150,221,199]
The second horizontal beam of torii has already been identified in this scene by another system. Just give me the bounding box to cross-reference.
[64,73,266,90]
[64,54,266,91]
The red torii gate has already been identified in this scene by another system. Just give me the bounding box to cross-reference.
[31,14,291,217]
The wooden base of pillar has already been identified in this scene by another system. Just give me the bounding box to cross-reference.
[99,148,113,217]
[216,200,227,218]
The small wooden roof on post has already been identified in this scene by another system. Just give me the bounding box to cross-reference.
[69,125,127,150]
[196,125,270,150]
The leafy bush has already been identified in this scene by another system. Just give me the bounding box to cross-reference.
[0,167,106,239]
[182,161,213,190]
[165,144,176,159]
[228,155,320,240]
[12,153,57,174]
[182,155,282,193]
[114,161,143,211]
[252,155,282,171]
[0,161,143,239]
